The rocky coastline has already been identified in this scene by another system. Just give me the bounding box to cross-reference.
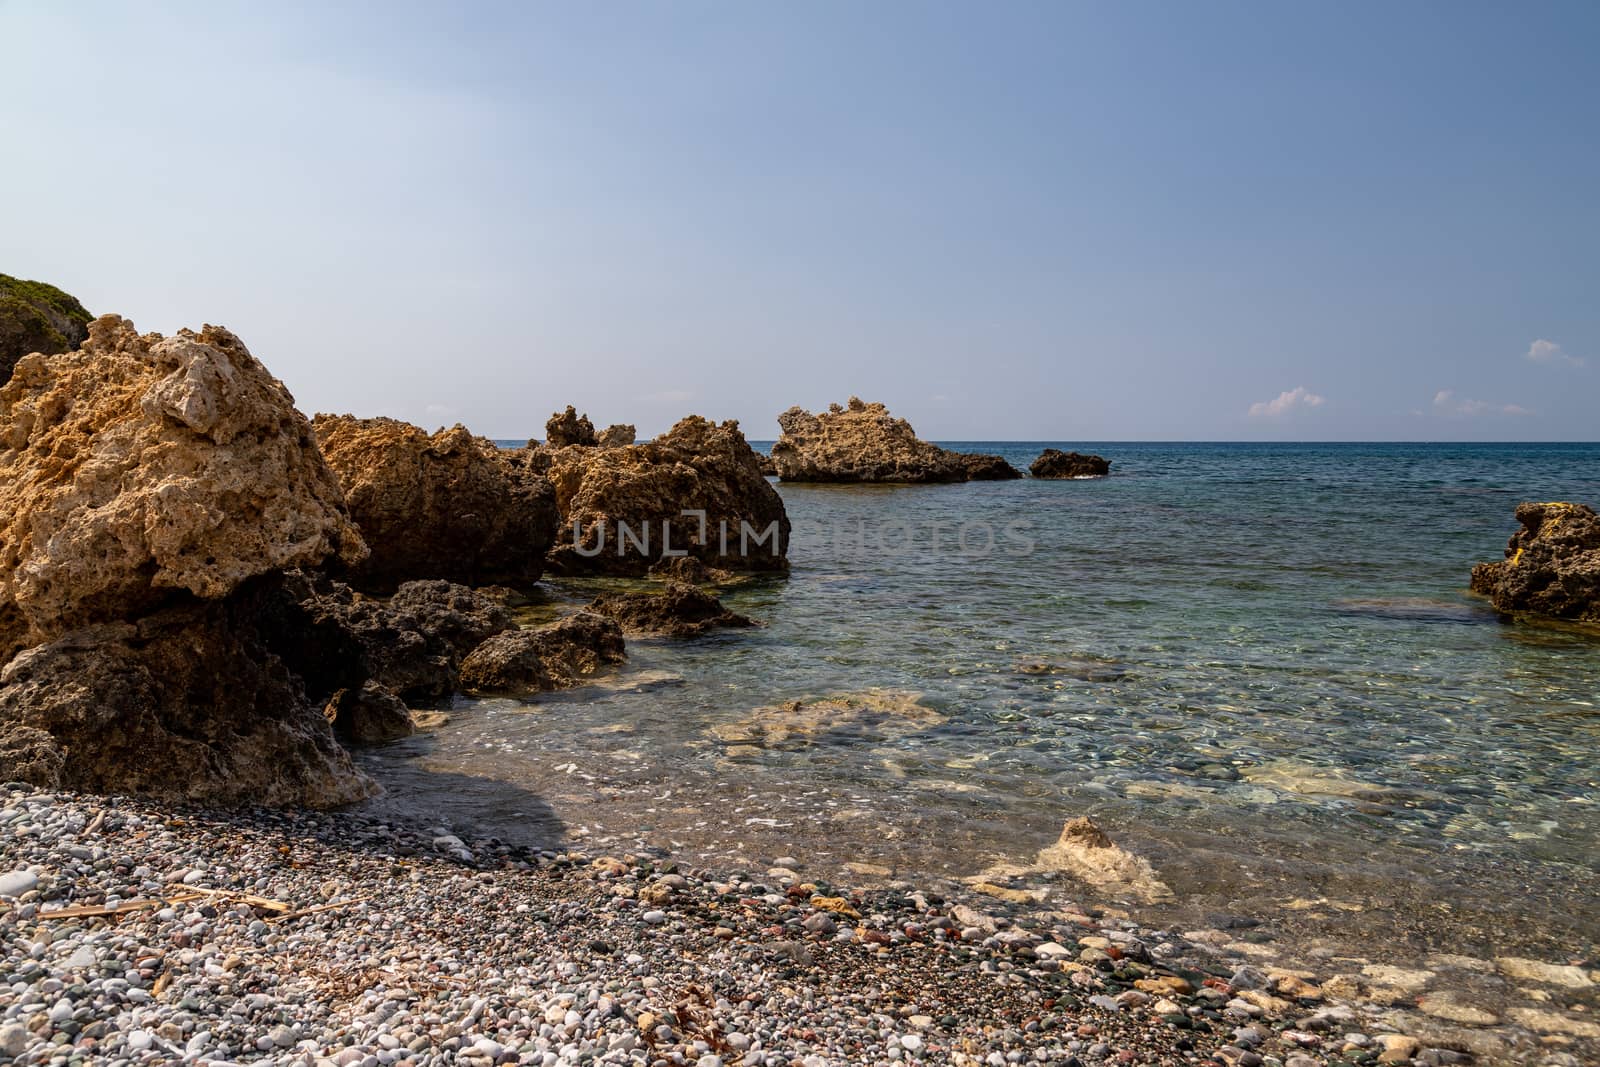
[2,285,1599,1066]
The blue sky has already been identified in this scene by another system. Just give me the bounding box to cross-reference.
[3,1,1596,439]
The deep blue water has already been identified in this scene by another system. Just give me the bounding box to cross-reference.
[368,442,1600,957]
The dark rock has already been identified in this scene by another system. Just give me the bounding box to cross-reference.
[953,452,1022,480]
[647,555,739,586]
[543,416,789,576]
[545,405,597,447]
[1029,449,1111,478]
[1470,501,1600,623]
[324,681,414,745]
[0,596,373,807]
[587,582,758,638]
[0,274,92,385]
[459,612,626,695]
[312,414,559,591]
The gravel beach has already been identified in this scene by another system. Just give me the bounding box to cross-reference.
[1,785,1594,1067]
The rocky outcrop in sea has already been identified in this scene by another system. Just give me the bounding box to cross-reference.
[771,397,1019,483]
[588,582,758,637]
[536,415,790,576]
[1030,448,1111,478]
[1470,501,1600,624]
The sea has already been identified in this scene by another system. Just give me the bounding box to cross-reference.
[358,442,1600,963]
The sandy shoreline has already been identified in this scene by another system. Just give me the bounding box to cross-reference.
[3,786,1596,1067]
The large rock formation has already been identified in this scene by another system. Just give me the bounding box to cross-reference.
[596,422,636,448]
[1470,502,1600,624]
[312,415,558,591]
[459,612,626,695]
[535,415,790,575]
[771,398,1018,483]
[0,316,375,805]
[1029,449,1110,479]
[588,582,757,638]
[0,274,93,386]
[545,405,597,447]
[1,316,367,661]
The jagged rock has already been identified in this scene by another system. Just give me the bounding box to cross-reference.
[545,405,597,447]
[954,452,1022,480]
[596,423,636,448]
[541,415,789,575]
[459,612,626,695]
[0,273,92,385]
[588,582,757,637]
[1470,502,1600,624]
[324,681,414,745]
[268,575,510,703]
[771,398,966,483]
[0,597,373,807]
[312,414,558,591]
[0,316,366,661]
[756,452,778,477]
[1029,449,1110,478]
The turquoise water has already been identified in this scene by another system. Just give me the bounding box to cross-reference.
[362,442,1600,959]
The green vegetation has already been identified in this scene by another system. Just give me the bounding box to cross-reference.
[0,273,93,384]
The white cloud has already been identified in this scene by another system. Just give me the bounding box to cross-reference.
[1524,339,1585,368]
[1248,386,1325,418]
[1431,390,1533,417]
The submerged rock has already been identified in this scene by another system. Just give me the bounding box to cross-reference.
[1035,817,1173,903]
[313,414,558,591]
[1469,501,1600,624]
[459,612,626,695]
[1029,448,1110,478]
[0,273,93,385]
[587,582,757,637]
[540,415,789,576]
[647,555,741,586]
[0,316,366,660]
[711,691,945,749]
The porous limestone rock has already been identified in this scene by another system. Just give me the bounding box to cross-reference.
[771,398,965,483]
[545,405,597,447]
[587,582,757,637]
[597,423,636,448]
[1470,501,1600,624]
[312,414,558,591]
[1,273,93,385]
[1029,449,1111,478]
[0,316,367,660]
[459,612,626,695]
[537,415,789,575]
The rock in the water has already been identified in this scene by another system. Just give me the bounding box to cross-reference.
[0,273,93,385]
[541,415,789,575]
[323,681,414,745]
[0,316,367,660]
[313,414,558,591]
[647,555,740,586]
[459,612,626,695]
[545,405,598,447]
[0,597,374,807]
[771,398,966,483]
[596,422,636,448]
[1470,501,1600,624]
[1029,449,1110,478]
[588,582,757,637]
[711,691,945,749]
[1036,817,1172,902]
[954,452,1023,480]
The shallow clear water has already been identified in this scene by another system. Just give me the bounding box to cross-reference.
[361,442,1600,960]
